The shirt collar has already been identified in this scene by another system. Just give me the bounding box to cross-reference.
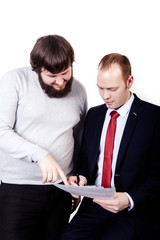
[107,92,134,117]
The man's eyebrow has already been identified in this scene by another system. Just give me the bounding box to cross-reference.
[61,69,69,74]
[96,84,118,90]
[45,69,69,77]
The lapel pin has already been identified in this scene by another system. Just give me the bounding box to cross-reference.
[133,112,137,116]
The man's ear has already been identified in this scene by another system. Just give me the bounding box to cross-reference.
[127,76,134,89]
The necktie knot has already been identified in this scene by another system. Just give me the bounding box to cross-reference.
[110,111,120,119]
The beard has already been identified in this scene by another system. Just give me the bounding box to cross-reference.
[38,74,73,98]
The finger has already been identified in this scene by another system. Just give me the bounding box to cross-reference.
[93,198,114,205]
[47,171,53,182]
[57,168,69,185]
[93,200,114,211]
[52,170,58,183]
[69,176,78,185]
[42,170,48,184]
[71,194,80,198]
[79,180,86,186]
[93,199,118,212]
[70,182,79,186]
[79,176,87,186]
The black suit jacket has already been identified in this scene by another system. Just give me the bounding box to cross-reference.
[78,94,160,237]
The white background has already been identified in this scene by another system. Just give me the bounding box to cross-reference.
[0,0,160,108]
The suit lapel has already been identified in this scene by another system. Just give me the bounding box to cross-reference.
[115,95,142,170]
[94,105,107,152]
[87,104,107,180]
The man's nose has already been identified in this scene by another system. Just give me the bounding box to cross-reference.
[54,76,64,86]
[103,90,110,99]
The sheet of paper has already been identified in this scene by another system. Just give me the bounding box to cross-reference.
[53,183,115,199]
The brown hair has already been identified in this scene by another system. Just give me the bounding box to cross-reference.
[98,53,132,81]
[30,35,74,74]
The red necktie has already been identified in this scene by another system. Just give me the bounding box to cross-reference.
[102,111,120,188]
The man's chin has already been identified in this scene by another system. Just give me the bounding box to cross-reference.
[48,87,71,98]
[53,86,65,91]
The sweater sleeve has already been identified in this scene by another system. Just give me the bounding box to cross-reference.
[0,70,48,163]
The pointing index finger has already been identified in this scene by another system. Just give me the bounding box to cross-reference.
[57,168,69,185]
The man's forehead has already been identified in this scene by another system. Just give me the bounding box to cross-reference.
[41,66,71,75]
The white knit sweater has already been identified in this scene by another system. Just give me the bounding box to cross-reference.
[0,67,87,184]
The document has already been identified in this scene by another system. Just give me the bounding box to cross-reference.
[53,183,115,199]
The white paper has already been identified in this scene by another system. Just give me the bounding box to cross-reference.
[53,183,115,199]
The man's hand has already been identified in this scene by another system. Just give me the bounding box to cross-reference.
[69,175,87,186]
[93,192,130,213]
[68,175,87,198]
[39,154,68,185]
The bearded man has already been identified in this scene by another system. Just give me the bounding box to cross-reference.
[0,35,87,240]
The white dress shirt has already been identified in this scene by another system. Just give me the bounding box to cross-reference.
[95,93,134,209]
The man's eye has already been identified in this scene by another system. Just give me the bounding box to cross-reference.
[46,74,55,78]
[98,87,103,90]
